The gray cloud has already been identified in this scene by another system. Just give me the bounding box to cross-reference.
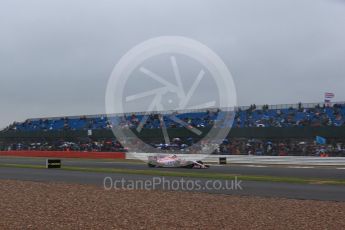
[0,0,345,128]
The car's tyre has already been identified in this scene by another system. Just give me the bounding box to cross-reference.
[148,163,156,168]
[183,164,195,169]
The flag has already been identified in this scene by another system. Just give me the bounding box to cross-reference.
[316,136,326,145]
[324,92,335,98]
[87,129,92,136]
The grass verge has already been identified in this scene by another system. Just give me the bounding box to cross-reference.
[1,163,345,186]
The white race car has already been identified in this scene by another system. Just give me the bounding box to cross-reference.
[148,155,209,169]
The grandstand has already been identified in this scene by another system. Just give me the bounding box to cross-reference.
[1,102,344,156]
[3,102,345,132]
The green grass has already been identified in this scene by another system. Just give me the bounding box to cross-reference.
[0,163,46,169]
[1,163,345,186]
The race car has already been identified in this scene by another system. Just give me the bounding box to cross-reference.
[147,155,209,169]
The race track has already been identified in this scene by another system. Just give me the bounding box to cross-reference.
[1,156,345,180]
[0,156,344,201]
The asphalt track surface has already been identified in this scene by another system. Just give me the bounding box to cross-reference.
[0,156,345,180]
[0,157,344,201]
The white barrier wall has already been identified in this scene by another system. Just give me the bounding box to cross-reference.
[126,152,345,166]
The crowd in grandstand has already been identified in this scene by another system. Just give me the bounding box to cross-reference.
[3,102,345,132]
[0,139,125,152]
[1,102,345,156]
[235,103,345,128]
[1,137,344,157]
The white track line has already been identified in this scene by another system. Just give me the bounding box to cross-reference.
[287,166,315,169]
[244,165,268,168]
[336,168,345,170]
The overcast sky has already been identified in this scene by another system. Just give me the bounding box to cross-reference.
[1,0,345,128]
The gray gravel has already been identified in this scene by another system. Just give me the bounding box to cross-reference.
[0,180,345,230]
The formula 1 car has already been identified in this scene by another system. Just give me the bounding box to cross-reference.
[147,155,210,169]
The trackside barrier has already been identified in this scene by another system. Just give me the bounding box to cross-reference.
[46,159,62,169]
[0,151,126,159]
[126,153,345,166]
